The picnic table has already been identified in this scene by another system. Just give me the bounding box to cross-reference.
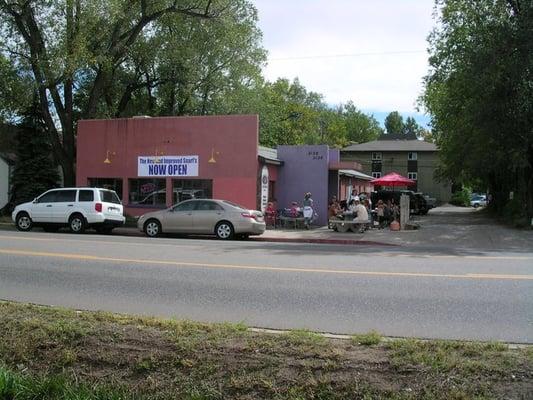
[329,211,371,233]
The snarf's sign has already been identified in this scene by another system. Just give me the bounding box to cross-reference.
[138,156,199,177]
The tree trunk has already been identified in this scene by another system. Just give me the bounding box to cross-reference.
[526,145,533,223]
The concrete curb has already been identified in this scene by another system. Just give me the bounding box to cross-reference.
[251,236,396,247]
[248,327,531,348]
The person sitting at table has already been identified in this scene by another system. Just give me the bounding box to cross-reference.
[352,197,369,233]
[328,197,341,228]
[363,198,373,229]
[376,199,386,228]
[265,202,276,226]
[289,201,300,218]
[328,197,341,218]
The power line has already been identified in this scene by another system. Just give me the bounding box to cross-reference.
[269,50,426,61]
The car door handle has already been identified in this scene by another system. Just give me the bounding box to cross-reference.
[67,204,73,207]
[46,205,52,207]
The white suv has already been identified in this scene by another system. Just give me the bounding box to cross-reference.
[12,187,125,234]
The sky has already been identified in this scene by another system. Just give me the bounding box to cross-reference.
[253,0,436,128]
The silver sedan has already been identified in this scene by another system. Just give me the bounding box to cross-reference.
[137,199,266,240]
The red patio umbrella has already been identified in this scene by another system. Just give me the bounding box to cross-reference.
[370,172,416,187]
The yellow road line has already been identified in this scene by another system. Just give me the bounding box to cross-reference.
[0,248,532,281]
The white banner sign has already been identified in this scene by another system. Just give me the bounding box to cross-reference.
[138,155,199,177]
[260,165,269,212]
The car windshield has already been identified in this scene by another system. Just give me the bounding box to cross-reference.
[99,190,121,204]
[222,200,248,210]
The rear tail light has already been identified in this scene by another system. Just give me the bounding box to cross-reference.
[241,212,258,220]
[95,203,102,212]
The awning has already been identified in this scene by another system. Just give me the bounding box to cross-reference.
[338,169,374,181]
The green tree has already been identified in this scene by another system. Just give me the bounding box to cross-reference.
[342,101,382,143]
[255,78,324,147]
[403,116,421,136]
[384,111,404,135]
[422,0,533,221]
[0,0,233,185]
[9,101,60,209]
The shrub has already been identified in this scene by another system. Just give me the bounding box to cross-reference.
[450,187,472,207]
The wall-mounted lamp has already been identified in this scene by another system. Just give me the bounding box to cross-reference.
[103,150,116,164]
[208,148,220,164]
[154,147,165,163]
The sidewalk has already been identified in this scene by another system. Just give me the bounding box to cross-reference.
[3,205,532,251]
[254,204,533,251]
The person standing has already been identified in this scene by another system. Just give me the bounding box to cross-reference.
[303,192,314,229]
[349,189,358,203]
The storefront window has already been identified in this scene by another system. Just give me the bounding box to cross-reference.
[172,179,212,204]
[129,179,166,207]
[88,178,123,199]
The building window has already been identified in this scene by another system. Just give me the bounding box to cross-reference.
[372,172,382,178]
[88,178,123,199]
[408,152,418,160]
[371,152,382,161]
[172,179,212,204]
[129,178,166,207]
[408,172,418,180]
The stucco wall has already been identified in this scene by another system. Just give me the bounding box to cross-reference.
[0,158,9,209]
[277,145,330,226]
[76,115,260,215]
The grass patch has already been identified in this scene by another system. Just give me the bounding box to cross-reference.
[0,301,531,400]
[0,366,128,400]
[351,330,382,346]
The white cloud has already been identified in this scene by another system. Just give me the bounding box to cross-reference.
[253,0,435,113]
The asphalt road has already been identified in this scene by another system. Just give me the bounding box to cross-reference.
[0,230,532,343]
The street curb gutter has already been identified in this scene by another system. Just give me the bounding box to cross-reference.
[248,327,531,349]
[251,236,397,246]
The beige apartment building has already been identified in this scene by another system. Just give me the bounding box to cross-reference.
[341,134,451,203]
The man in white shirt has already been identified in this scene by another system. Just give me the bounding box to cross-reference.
[353,197,369,233]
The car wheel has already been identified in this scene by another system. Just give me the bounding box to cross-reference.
[144,219,161,237]
[16,212,33,232]
[215,221,234,240]
[473,203,479,208]
[69,214,86,234]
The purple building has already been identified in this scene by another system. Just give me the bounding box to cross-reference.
[277,145,330,225]
[275,145,373,226]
